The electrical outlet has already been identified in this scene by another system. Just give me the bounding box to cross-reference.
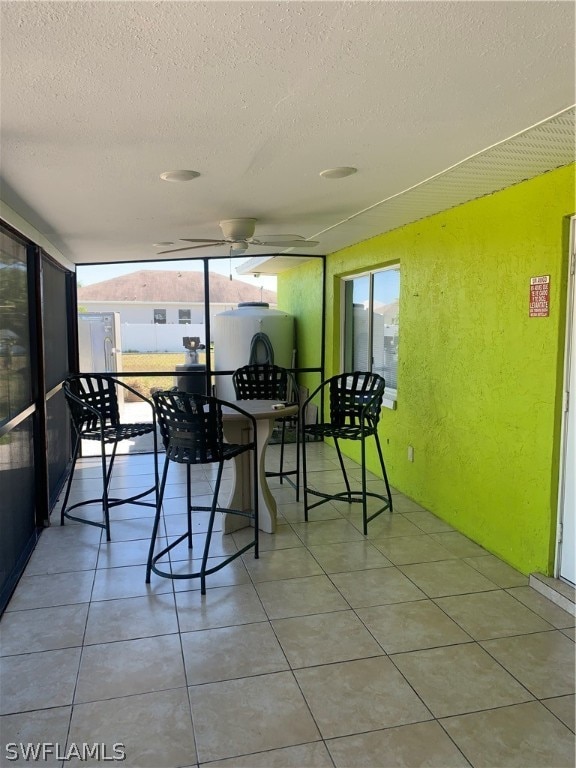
[407,445,414,462]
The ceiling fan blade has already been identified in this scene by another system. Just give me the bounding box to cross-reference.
[179,239,225,244]
[157,243,217,254]
[254,234,306,241]
[256,239,319,248]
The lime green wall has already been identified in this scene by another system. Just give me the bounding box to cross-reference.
[279,164,575,575]
[277,258,325,396]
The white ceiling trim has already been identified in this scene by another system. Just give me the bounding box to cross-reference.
[311,107,576,239]
[246,106,575,273]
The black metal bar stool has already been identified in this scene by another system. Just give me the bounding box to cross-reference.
[146,390,259,594]
[232,363,300,499]
[61,374,158,541]
[301,371,393,535]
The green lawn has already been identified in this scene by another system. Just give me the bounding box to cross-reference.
[121,353,184,398]
[121,352,212,399]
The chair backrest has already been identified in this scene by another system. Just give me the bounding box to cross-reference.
[328,372,386,431]
[233,363,291,402]
[152,390,227,464]
[63,374,120,435]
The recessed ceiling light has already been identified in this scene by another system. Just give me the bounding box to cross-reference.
[160,170,201,182]
[153,241,174,247]
[319,167,357,179]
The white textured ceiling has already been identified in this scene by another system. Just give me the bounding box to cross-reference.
[0,1,574,267]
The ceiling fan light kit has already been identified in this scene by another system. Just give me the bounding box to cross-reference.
[156,218,320,255]
[220,218,257,240]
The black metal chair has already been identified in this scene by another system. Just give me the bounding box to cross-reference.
[61,374,158,541]
[232,363,300,499]
[146,390,259,594]
[301,371,393,535]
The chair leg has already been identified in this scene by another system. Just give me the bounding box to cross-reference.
[374,432,393,512]
[279,418,286,485]
[294,414,300,502]
[152,420,160,516]
[200,461,224,595]
[252,433,259,561]
[60,435,80,526]
[186,465,193,548]
[334,438,352,501]
[102,439,119,542]
[277,415,300,499]
[146,455,169,583]
[361,432,368,536]
[302,418,309,521]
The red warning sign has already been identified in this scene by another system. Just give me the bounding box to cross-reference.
[529,275,550,317]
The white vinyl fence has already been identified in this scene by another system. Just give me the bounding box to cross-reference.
[121,323,206,353]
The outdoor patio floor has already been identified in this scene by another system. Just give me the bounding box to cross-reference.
[0,441,574,767]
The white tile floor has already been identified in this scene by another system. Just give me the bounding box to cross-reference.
[1,442,575,767]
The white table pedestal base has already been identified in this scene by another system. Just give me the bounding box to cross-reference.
[221,418,277,534]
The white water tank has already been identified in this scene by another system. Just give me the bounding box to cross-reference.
[213,303,295,401]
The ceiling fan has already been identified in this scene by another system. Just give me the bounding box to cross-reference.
[156,218,319,255]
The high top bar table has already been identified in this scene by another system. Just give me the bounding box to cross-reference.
[221,399,298,534]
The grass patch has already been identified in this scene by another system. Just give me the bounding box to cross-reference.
[121,353,184,399]
[120,352,213,399]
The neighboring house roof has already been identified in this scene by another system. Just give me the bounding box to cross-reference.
[372,299,399,323]
[77,270,277,304]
